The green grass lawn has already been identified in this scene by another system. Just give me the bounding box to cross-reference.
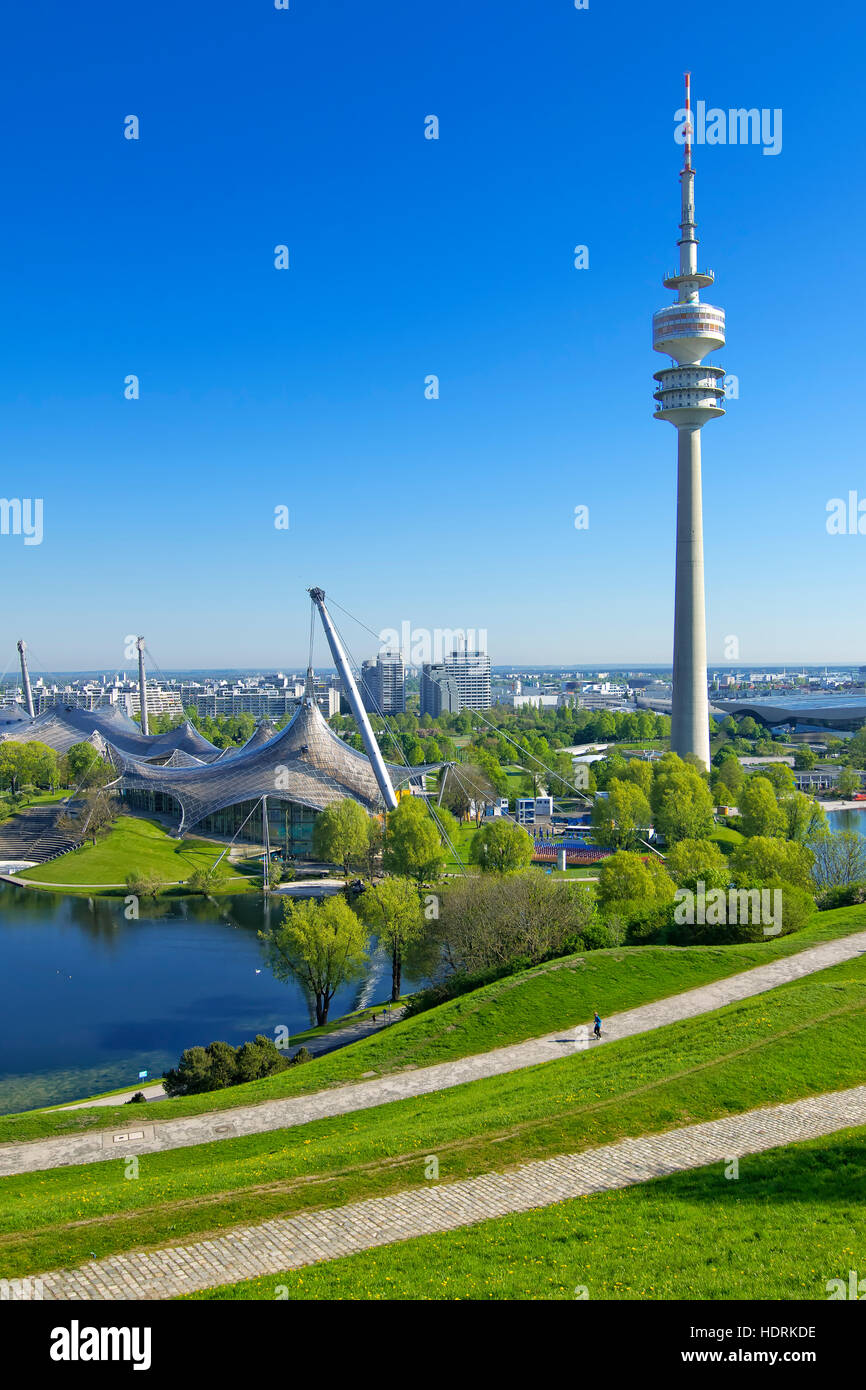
[18,815,256,893]
[709,825,745,852]
[442,822,479,870]
[2,904,864,1145]
[188,1126,866,1301]
[2,943,864,1279]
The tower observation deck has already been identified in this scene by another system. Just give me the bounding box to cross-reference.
[653,73,726,768]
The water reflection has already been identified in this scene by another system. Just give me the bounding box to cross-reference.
[0,885,418,1114]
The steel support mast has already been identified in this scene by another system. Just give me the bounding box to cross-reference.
[136,637,149,736]
[308,588,399,811]
[17,639,35,718]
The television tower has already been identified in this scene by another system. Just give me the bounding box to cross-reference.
[652,72,726,769]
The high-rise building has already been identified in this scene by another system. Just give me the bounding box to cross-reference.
[652,73,726,769]
[443,644,491,710]
[360,651,405,715]
[420,665,462,717]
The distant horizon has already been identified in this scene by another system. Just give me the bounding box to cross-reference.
[3,661,866,682]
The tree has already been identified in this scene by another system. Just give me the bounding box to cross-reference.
[260,895,368,1026]
[739,776,785,838]
[0,744,25,794]
[758,763,796,794]
[383,796,446,887]
[649,754,715,842]
[469,819,534,873]
[76,788,120,845]
[666,837,730,892]
[730,836,814,892]
[794,746,817,770]
[63,741,109,788]
[836,765,862,799]
[186,863,229,895]
[362,815,384,878]
[808,829,866,891]
[621,759,653,797]
[356,876,424,1000]
[846,725,866,768]
[162,1035,288,1096]
[591,780,652,851]
[594,751,629,790]
[778,791,826,844]
[312,798,370,876]
[234,1034,291,1085]
[712,753,744,798]
[417,872,597,976]
[439,762,498,822]
[596,851,676,906]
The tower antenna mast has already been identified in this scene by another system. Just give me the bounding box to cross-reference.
[651,73,728,768]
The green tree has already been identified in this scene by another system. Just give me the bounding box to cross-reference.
[730,836,814,892]
[162,1040,240,1097]
[666,837,730,892]
[233,1034,291,1084]
[794,746,817,770]
[758,763,796,794]
[260,895,368,1026]
[63,741,110,788]
[591,781,651,852]
[808,828,866,891]
[383,796,446,887]
[620,759,653,797]
[356,876,424,999]
[469,818,534,874]
[739,776,785,838]
[312,798,370,876]
[778,791,827,844]
[846,725,866,768]
[649,754,715,843]
[836,765,862,799]
[596,851,676,906]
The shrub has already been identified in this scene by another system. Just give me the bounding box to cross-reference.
[125,872,164,898]
[126,1091,147,1104]
[289,1046,312,1066]
[817,880,866,910]
[162,1034,289,1096]
[619,899,673,945]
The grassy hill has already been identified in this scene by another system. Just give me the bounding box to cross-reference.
[2,940,865,1280]
[189,1126,866,1301]
[19,815,258,894]
[2,905,865,1147]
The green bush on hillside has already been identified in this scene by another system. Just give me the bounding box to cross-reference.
[162,1035,289,1097]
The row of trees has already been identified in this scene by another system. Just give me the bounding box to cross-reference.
[0,738,113,798]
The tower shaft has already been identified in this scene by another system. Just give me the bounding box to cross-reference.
[671,428,710,766]
[652,72,726,770]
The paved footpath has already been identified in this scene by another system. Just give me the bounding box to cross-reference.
[2,929,864,1180]
[11,1085,866,1300]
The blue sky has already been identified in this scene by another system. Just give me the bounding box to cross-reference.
[2,0,865,673]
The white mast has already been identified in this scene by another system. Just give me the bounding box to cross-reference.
[308,588,398,811]
[17,639,35,718]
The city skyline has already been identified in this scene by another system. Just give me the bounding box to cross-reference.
[2,1,864,668]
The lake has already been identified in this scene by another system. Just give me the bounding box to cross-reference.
[0,885,422,1115]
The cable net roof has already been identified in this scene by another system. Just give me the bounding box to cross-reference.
[0,706,221,761]
[117,698,435,832]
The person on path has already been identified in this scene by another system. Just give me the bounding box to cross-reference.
[593,1011,602,1040]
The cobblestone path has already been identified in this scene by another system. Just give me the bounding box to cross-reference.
[1,929,863,1179]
